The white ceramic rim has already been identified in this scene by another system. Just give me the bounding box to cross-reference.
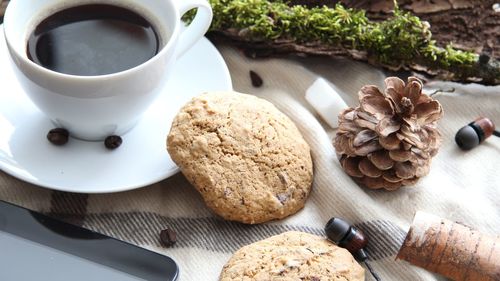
[2,0,182,81]
[0,32,233,193]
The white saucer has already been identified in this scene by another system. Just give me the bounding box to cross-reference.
[0,26,232,193]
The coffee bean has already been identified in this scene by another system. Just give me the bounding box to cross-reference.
[159,228,177,247]
[47,128,69,145]
[104,135,122,149]
[249,70,263,88]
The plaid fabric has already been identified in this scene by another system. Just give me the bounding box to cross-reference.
[1,3,500,280]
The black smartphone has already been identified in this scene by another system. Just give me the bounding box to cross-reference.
[0,200,178,281]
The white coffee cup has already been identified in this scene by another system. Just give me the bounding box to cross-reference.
[3,0,212,140]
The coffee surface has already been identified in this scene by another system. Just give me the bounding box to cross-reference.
[27,4,159,76]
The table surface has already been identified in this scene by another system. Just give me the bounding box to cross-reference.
[1,2,499,281]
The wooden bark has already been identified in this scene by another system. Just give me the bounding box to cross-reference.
[206,0,500,84]
[397,211,500,281]
[292,0,500,59]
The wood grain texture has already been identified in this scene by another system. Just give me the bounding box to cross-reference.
[292,0,500,59]
[206,0,500,84]
[397,211,500,281]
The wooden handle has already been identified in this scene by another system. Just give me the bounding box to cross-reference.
[474,117,496,140]
[397,211,500,281]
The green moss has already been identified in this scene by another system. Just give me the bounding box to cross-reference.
[185,0,481,76]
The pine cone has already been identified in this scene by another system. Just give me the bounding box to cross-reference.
[334,77,443,190]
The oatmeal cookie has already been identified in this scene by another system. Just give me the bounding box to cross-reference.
[167,92,313,224]
[219,231,365,281]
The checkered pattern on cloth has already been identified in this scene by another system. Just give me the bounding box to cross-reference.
[1,12,499,281]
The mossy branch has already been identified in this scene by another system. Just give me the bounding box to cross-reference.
[188,0,500,85]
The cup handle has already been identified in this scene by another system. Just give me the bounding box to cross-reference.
[173,0,213,58]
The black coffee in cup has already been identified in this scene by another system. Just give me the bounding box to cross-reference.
[27,4,159,76]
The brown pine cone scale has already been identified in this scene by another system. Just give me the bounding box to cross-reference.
[334,77,443,191]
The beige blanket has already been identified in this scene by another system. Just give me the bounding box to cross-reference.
[1,43,499,281]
